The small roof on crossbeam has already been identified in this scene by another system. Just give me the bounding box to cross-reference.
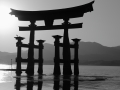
[10,1,94,21]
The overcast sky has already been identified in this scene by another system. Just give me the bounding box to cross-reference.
[0,0,120,53]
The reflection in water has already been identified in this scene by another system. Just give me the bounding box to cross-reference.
[0,71,6,82]
[27,77,34,90]
[53,76,60,90]
[14,75,79,90]
[63,76,71,90]
[15,76,43,90]
[38,76,43,90]
[2,65,120,90]
[74,76,78,90]
[0,64,12,83]
[15,78,21,90]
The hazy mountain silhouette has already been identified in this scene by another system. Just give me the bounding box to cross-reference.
[113,46,120,50]
[0,42,120,66]
[0,51,16,64]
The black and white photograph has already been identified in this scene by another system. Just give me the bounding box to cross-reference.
[0,0,120,90]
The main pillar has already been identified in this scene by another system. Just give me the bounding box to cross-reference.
[53,35,62,75]
[15,36,24,76]
[62,18,72,75]
[26,20,36,76]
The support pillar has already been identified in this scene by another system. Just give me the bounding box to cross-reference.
[62,18,72,75]
[37,40,45,75]
[72,38,80,75]
[53,35,62,75]
[15,36,24,76]
[26,20,36,76]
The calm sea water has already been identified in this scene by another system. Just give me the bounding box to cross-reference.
[0,64,120,90]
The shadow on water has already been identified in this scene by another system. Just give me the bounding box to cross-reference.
[14,75,108,90]
[14,75,79,90]
[15,76,42,90]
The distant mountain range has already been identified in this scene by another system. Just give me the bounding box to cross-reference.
[0,41,120,66]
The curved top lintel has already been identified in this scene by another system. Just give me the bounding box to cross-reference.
[10,1,94,21]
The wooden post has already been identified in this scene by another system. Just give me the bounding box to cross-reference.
[37,40,45,75]
[62,18,72,75]
[44,18,54,27]
[53,35,62,75]
[15,36,24,76]
[72,38,80,75]
[26,20,36,76]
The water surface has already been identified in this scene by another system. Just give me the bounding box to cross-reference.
[0,64,120,90]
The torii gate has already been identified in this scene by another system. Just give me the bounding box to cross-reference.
[10,1,94,76]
